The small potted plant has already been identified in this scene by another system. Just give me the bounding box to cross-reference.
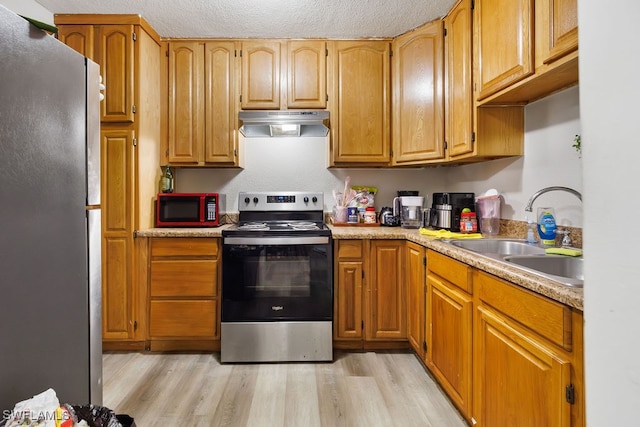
[573,134,581,157]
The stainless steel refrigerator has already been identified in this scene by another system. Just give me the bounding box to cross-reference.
[0,5,102,411]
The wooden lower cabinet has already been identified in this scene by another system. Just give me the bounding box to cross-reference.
[473,270,584,427]
[426,250,473,419]
[334,240,365,344]
[147,237,221,351]
[423,250,584,426]
[333,239,407,349]
[406,242,426,358]
[367,240,406,341]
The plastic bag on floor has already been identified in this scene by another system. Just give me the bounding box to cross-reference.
[2,388,71,427]
[69,405,122,427]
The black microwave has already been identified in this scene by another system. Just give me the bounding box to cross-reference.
[156,193,222,227]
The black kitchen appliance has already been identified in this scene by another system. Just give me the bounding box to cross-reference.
[221,191,333,363]
[430,192,476,232]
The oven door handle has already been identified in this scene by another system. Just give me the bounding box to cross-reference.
[223,236,330,245]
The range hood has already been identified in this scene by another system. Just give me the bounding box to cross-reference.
[239,111,329,137]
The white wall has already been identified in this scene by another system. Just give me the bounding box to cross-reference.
[447,86,582,227]
[176,137,446,212]
[0,0,53,25]
[580,1,640,424]
[179,87,582,230]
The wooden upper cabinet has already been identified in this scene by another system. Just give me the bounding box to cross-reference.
[57,25,94,58]
[391,20,445,165]
[166,41,238,166]
[204,42,238,164]
[167,41,202,164]
[287,40,327,109]
[444,0,474,158]
[328,40,391,166]
[240,40,326,110]
[537,0,578,66]
[58,22,136,123]
[96,25,135,122]
[475,0,535,101]
[241,41,281,109]
[475,0,578,105]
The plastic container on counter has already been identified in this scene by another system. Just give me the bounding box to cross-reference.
[363,207,377,223]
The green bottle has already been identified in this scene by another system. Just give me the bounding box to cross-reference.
[160,165,174,193]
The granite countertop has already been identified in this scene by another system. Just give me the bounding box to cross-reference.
[135,224,583,311]
[135,224,234,238]
[330,225,583,311]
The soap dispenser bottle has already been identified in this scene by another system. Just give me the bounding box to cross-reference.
[525,217,537,244]
[536,207,557,246]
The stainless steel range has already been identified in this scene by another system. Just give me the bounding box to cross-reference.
[221,191,333,363]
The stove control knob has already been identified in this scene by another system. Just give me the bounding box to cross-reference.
[312,196,318,203]
[244,197,250,204]
[304,196,309,203]
[253,197,259,204]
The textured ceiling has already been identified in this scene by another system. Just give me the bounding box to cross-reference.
[34,0,456,39]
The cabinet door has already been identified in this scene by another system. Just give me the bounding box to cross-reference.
[241,41,281,109]
[287,40,327,109]
[328,41,391,165]
[475,0,534,100]
[392,21,445,164]
[101,129,136,340]
[445,0,474,158]
[406,242,426,358]
[335,260,364,340]
[474,306,572,426]
[204,41,238,164]
[57,25,94,59]
[537,0,578,65]
[427,273,473,417]
[367,240,405,340]
[167,41,203,164]
[96,25,135,122]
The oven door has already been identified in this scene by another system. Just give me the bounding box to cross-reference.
[222,235,332,322]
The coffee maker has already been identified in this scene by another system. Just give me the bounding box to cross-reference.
[430,192,475,232]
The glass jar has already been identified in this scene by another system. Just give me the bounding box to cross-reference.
[160,165,174,193]
[363,207,377,224]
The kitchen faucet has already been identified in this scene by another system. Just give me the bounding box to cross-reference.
[524,186,582,212]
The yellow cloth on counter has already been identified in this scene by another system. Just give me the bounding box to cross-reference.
[419,228,483,239]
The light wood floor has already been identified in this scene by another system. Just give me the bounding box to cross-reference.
[103,351,467,427]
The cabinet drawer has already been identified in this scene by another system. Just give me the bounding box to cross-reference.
[427,250,472,293]
[337,240,363,259]
[149,300,217,337]
[151,238,219,257]
[475,270,572,350]
[150,259,217,297]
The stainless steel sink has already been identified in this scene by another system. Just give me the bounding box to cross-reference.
[503,255,583,287]
[443,238,583,287]
[448,239,546,256]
